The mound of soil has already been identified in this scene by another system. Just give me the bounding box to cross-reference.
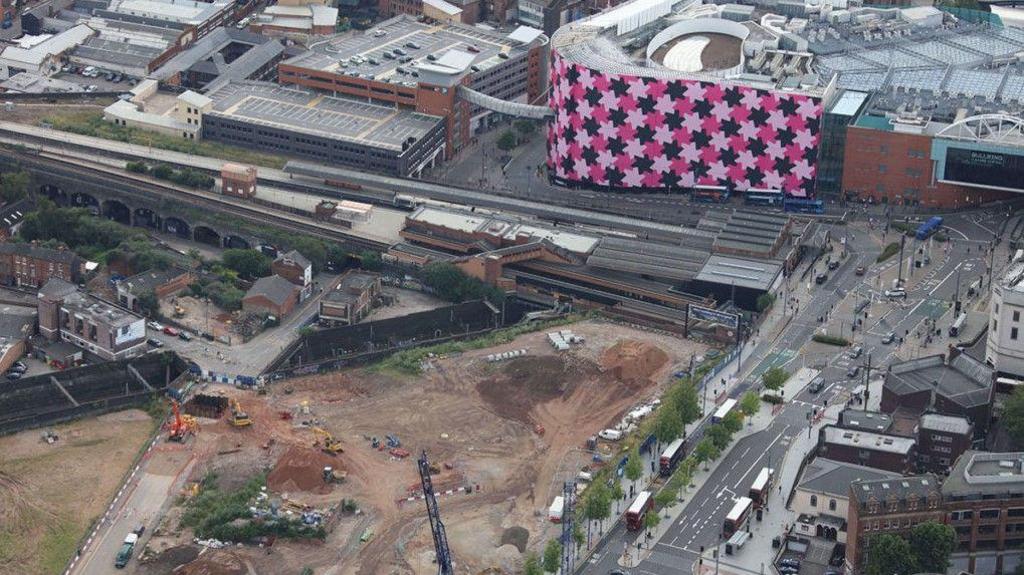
[477,356,588,424]
[601,340,669,383]
[140,545,200,574]
[174,550,246,575]
[499,526,530,552]
[266,446,337,494]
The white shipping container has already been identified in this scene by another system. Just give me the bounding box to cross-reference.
[549,496,565,522]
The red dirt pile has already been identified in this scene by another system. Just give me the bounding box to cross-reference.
[601,340,669,383]
[266,446,338,494]
[173,551,246,575]
[477,355,588,425]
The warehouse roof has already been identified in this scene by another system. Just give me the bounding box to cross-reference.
[587,236,708,282]
[694,255,782,291]
[0,24,94,67]
[245,275,299,307]
[920,413,972,435]
[885,354,992,410]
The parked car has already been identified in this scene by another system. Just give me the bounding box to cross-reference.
[885,288,907,299]
[827,260,840,270]
[7,365,26,374]
[855,266,866,276]
[882,332,896,344]
[12,361,26,371]
[849,346,863,359]
[162,326,179,336]
[779,559,801,569]
[147,321,164,331]
[847,366,860,378]
[808,377,825,394]
[815,273,828,285]
[6,372,21,380]
[147,338,164,348]
[779,567,799,575]
[178,332,193,341]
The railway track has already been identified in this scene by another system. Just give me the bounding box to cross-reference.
[7,150,391,252]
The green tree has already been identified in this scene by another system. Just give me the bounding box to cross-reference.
[0,170,31,203]
[136,289,159,315]
[222,249,271,279]
[1004,386,1024,447]
[582,481,612,541]
[514,119,537,136]
[721,411,743,434]
[359,250,383,271]
[289,236,327,272]
[643,508,661,540]
[542,539,562,573]
[523,552,543,575]
[706,424,733,450]
[755,292,775,312]
[624,448,644,492]
[668,381,701,424]
[762,367,789,391]
[908,521,956,573]
[421,261,503,304]
[609,481,625,514]
[693,438,719,468]
[863,534,918,575]
[572,522,585,556]
[740,391,760,420]
[653,404,683,444]
[497,130,517,151]
[654,487,675,516]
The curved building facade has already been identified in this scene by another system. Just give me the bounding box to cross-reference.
[546,9,825,196]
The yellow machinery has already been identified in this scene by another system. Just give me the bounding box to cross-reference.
[229,398,252,428]
[312,427,343,454]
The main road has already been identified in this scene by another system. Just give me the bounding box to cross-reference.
[578,212,1003,575]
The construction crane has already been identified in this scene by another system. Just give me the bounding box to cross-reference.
[229,398,252,427]
[311,427,343,454]
[418,450,453,575]
[168,400,198,442]
[560,481,576,575]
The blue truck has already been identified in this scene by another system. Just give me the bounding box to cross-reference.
[915,216,943,240]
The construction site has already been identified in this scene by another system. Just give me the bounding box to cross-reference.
[125,319,710,575]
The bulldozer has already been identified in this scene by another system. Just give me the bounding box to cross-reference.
[229,398,252,428]
[312,427,343,455]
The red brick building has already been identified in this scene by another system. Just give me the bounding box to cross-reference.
[817,425,917,474]
[271,250,312,301]
[242,275,300,318]
[846,474,944,571]
[221,163,257,199]
[916,413,973,474]
[0,242,81,288]
[841,117,1015,208]
[319,270,381,325]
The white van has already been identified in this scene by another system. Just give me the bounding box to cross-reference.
[598,429,623,441]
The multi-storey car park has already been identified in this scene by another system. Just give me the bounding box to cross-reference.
[277,15,548,157]
[542,0,1024,206]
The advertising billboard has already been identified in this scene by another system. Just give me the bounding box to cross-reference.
[547,52,824,196]
[942,147,1024,191]
[688,304,739,329]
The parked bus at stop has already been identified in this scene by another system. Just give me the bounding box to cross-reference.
[723,496,753,537]
[626,490,653,531]
[748,467,774,508]
[659,438,686,476]
[712,398,738,424]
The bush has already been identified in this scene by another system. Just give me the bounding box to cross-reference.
[877,242,900,263]
[496,130,517,151]
[812,333,850,346]
[421,262,504,304]
[126,161,149,174]
[756,293,776,312]
[761,393,784,404]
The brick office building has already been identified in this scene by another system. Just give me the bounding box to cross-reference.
[917,413,973,474]
[0,243,81,288]
[242,275,300,318]
[271,250,312,301]
[319,270,381,326]
[37,278,147,361]
[883,353,994,438]
[846,475,944,571]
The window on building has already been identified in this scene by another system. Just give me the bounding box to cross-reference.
[1015,311,1021,322]
[995,320,1000,331]
[981,509,1000,519]
[879,164,888,174]
[1013,327,1019,341]
[829,499,837,511]
[811,495,817,507]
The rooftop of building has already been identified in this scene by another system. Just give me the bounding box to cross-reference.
[117,266,190,295]
[275,250,311,270]
[0,24,95,66]
[0,305,37,340]
[920,413,972,435]
[0,242,79,265]
[245,274,299,307]
[852,473,941,504]
[282,15,542,87]
[105,0,232,25]
[38,278,79,300]
[61,290,143,329]
[797,457,900,499]
[886,353,993,410]
[837,409,893,434]
[0,72,87,93]
[999,252,1024,294]
[712,210,789,256]
[204,81,443,151]
[151,27,285,89]
[337,270,378,292]
[821,425,915,454]
[693,254,783,292]
[254,4,337,32]
[0,198,35,229]
[943,451,1024,498]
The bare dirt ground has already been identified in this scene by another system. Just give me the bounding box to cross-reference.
[136,320,710,575]
[0,410,153,575]
[160,295,233,340]
[364,288,447,322]
[2,102,109,126]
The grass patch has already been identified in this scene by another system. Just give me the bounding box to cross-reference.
[41,111,287,169]
[371,313,589,375]
[38,516,80,575]
[877,242,900,263]
[812,333,850,346]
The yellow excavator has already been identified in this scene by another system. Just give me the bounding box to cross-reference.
[312,427,343,455]
[229,398,252,428]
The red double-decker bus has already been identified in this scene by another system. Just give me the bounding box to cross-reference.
[659,438,686,477]
[723,496,753,537]
[625,491,653,531]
